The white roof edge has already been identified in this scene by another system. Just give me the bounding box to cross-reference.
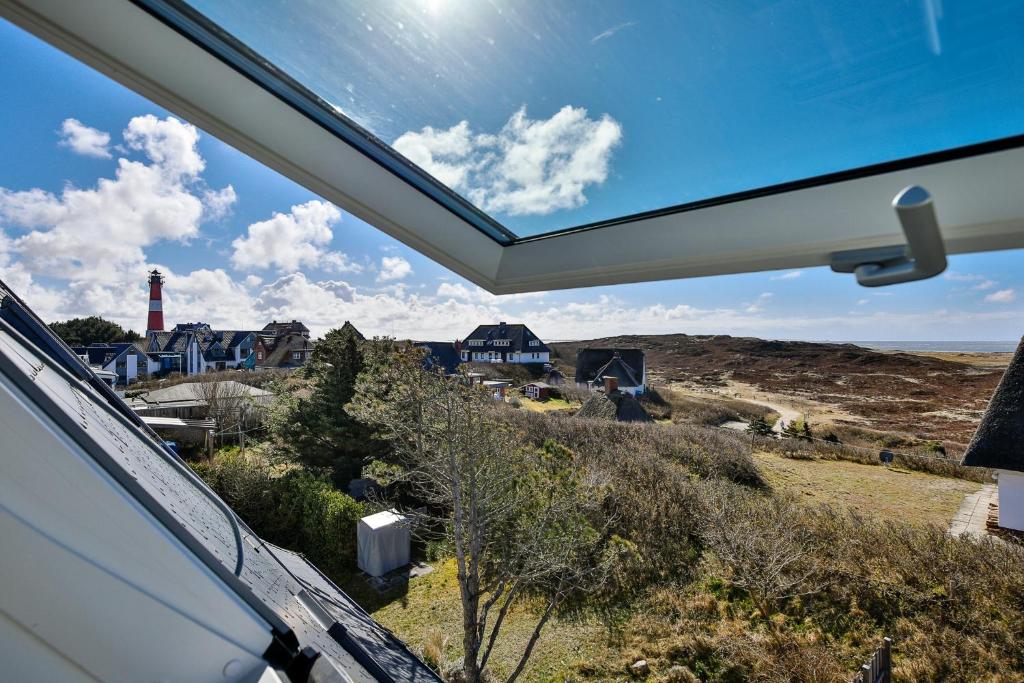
[0,0,506,289]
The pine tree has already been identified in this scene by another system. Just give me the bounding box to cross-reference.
[746,415,775,437]
[50,316,140,346]
[800,420,813,442]
[268,324,383,481]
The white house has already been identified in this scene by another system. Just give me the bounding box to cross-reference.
[961,337,1024,532]
[146,324,260,376]
[575,349,646,396]
[459,322,550,364]
[72,343,145,386]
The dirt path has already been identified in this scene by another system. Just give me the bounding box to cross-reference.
[672,380,811,433]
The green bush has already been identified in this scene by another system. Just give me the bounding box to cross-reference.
[192,449,367,581]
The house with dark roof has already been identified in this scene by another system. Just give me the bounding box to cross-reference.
[71,342,147,385]
[460,322,549,364]
[262,319,311,338]
[146,323,260,376]
[575,348,646,395]
[261,331,316,369]
[252,320,339,370]
[575,376,652,422]
[961,336,1024,532]
[415,341,462,375]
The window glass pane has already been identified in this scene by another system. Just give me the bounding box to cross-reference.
[186,0,1024,238]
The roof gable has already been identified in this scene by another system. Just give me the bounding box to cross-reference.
[594,355,640,387]
[575,348,645,384]
[462,323,549,353]
[962,336,1024,471]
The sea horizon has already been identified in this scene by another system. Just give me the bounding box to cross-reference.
[843,340,1019,353]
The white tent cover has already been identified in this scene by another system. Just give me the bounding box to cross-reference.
[357,510,410,577]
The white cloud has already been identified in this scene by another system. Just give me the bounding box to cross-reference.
[742,291,773,313]
[378,255,412,282]
[972,279,997,291]
[984,288,1016,303]
[943,271,983,282]
[123,114,204,178]
[202,185,237,220]
[856,298,869,306]
[436,281,546,304]
[1,115,231,284]
[59,118,111,158]
[590,21,637,44]
[770,270,803,280]
[231,200,360,274]
[393,105,622,216]
[244,275,263,287]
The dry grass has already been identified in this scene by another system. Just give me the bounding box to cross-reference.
[369,560,606,682]
[753,452,981,527]
[902,350,1013,370]
[643,385,778,426]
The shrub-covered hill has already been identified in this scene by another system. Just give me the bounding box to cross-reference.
[550,334,1003,446]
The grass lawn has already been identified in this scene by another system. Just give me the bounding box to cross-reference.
[365,560,607,681]
[754,451,981,527]
[352,457,989,681]
[518,397,578,413]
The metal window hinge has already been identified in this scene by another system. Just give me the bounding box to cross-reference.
[830,185,947,287]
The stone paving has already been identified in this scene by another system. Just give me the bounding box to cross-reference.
[949,484,997,537]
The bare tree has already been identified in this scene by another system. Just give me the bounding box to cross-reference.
[350,343,619,683]
[701,487,824,647]
[194,380,254,440]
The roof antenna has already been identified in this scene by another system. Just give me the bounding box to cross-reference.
[830,185,947,287]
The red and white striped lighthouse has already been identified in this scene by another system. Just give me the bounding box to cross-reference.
[146,269,165,333]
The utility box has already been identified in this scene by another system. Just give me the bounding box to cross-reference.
[357,510,411,577]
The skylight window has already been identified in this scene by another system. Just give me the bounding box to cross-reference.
[8,0,1024,294]
[174,0,1024,239]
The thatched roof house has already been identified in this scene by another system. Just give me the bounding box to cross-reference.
[576,390,651,423]
[961,336,1024,531]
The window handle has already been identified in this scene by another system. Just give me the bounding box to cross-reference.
[830,185,947,287]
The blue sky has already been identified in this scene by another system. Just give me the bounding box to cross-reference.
[0,9,1022,342]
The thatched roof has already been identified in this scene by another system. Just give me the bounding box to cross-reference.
[961,336,1024,471]
[575,391,652,423]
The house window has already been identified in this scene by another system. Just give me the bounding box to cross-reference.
[493,339,510,346]
[467,340,483,346]
[529,340,539,346]
[293,351,302,360]
[257,351,263,360]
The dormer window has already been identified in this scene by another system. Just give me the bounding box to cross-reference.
[529,340,540,346]
[493,339,510,346]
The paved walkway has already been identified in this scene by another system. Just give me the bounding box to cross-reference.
[949,484,997,537]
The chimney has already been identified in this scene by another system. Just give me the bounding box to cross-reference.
[603,375,619,394]
[146,269,165,333]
